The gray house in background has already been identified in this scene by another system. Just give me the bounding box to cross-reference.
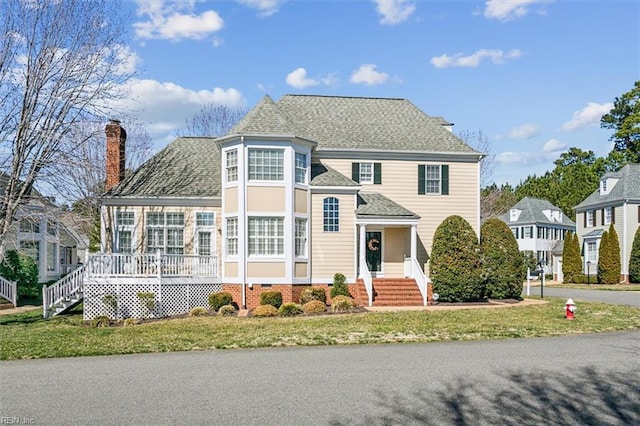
[574,164,640,282]
[499,197,575,277]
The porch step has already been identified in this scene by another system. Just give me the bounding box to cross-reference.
[358,278,424,306]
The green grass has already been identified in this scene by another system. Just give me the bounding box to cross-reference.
[539,283,640,291]
[2,298,640,360]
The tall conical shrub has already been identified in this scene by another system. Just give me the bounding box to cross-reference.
[429,215,483,302]
[598,224,620,284]
[480,218,524,299]
[562,232,582,283]
[629,227,640,283]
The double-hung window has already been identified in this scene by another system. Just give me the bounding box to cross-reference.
[19,218,40,233]
[587,241,597,262]
[352,162,381,184]
[295,218,307,257]
[586,210,594,227]
[248,217,284,256]
[604,207,613,225]
[145,212,184,254]
[323,197,339,232]
[226,217,238,256]
[116,211,135,254]
[418,164,449,195]
[195,212,215,256]
[295,152,307,184]
[226,150,238,183]
[248,149,284,181]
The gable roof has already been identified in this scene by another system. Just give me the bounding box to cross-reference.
[226,95,479,154]
[310,163,358,187]
[574,164,640,210]
[106,137,220,198]
[357,191,419,219]
[499,197,575,227]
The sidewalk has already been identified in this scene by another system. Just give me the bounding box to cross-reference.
[365,298,547,312]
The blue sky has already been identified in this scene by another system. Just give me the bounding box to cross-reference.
[114,0,640,186]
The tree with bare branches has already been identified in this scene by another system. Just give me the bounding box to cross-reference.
[177,104,247,138]
[0,0,133,258]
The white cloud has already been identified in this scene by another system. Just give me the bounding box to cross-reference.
[236,0,285,17]
[431,49,521,68]
[350,64,390,85]
[373,0,416,25]
[134,1,224,41]
[112,45,142,76]
[109,79,245,140]
[561,102,613,131]
[483,0,552,22]
[286,68,320,89]
[212,37,223,47]
[495,151,546,165]
[507,123,540,139]
[542,138,566,152]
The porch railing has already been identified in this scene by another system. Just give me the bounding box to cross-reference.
[405,256,429,306]
[60,263,82,275]
[359,255,373,307]
[43,265,85,318]
[86,253,219,278]
[0,276,17,307]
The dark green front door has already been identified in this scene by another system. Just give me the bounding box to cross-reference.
[366,231,382,273]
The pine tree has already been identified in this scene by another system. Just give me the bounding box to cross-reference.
[629,227,640,283]
[598,224,621,284]
[562,232,582,283]
[429,215,483,302]
[480,218,524,299]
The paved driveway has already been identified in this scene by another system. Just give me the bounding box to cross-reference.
[526,286,640,307]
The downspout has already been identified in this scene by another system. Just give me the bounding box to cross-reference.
[623,200,628,281]
[241,136,247,309]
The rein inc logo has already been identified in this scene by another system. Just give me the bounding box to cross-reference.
[1,418,34,424]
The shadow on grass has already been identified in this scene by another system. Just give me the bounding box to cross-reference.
[331,366,640,425]
[0,305,83,326]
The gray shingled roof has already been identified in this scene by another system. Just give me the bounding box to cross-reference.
[574,164,640,210]
[107,137,220,197]
[310,163,358,187]
[226,95,479,154]
[499,197,575,227]
[357,191,419,218]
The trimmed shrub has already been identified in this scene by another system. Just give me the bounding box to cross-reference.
[429,215,483,302]
[279,302,303,317]
[218,304,237,316]
[300,287,327,304]
[573,274,586,284]
[598,224,621,284]
[302,300,327,314]
[562,232,582,283]
[480,218,524,299]
[0,249,39,299]
[252,304,278,317]
[630,227,640,283]
[136,292,155,316]
[189,306,209,317]
[208,291,233,311]
[260,290,283,308]
[91,316,110,327]
[331,295,356,312]
[330,273,350,298]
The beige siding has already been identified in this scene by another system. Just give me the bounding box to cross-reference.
[383,227,409,276]
[225,262,238,278]
[322,158,479,267]
[224,186,238,213]
[295,188,308,214]
[622,203,640,275]
[247,186,285,212]
[295,262,308,278]
[247,261,285,278]
[310,193,356,280]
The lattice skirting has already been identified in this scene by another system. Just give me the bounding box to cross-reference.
[83,279,223,320]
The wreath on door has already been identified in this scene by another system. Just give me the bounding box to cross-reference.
[367,238,380,251]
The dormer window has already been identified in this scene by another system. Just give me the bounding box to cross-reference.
[510,209,520,222]
[601,179,607,194]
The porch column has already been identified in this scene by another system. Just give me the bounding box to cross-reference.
[410,224,417,260]
[359,224,366,274]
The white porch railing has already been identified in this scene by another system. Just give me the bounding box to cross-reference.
[0,276,17,307]
[86,253,219,278]
[405,256,429,306]
[43,265,85,318]
[60,263,82,275]
[359,255,373,307]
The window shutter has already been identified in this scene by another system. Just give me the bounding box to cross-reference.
[351,163,360,183]
[611,207,615,224]
[441,165,449,195]
[374,163,382,184]
[601,209,605,225]
[583,212,586,228]
[418,165,425,194]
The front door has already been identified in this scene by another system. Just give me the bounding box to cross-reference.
[366,231,382,274]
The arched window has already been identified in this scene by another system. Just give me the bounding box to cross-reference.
[323,197,339,232]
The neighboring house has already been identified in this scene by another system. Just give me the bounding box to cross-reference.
[574,164,640,282]
[499,197,575,276]
[0,174,87,283]
[79,95,482,319]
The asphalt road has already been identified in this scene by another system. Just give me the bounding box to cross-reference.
[2,331,639,425]
[525,285,640,307]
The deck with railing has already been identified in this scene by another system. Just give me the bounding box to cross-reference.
[86,253,219,278]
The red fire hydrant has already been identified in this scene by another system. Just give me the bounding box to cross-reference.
[565,298,576,320]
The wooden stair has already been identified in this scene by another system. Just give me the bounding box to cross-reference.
[358,278,424,306]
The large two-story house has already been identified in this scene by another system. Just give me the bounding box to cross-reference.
[574,164,640,282]
[499,197,575,278]
[73,95,483,319]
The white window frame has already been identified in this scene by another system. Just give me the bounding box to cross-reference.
[145,212,184,254]
[587,241,597,262]
[46,240,57,273]
[359,162,373,184]
[323,197,340,232]
[295,152,307,184]
[248,148,284,181]
[226,149,238,183]
[194,212,216,257]
[225,217,238,257]
[116,211,135,254]
[248,217,284,256]
[295,217,307,258]
[604,207,612,225]
[19,240,40,264]
[425,165,441,194]
[586,210,594,227]
[523,226,532,239]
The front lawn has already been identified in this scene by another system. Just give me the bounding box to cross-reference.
[2,298,640,360]
[536,283,640,291]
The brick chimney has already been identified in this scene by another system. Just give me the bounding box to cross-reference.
[105,119,126,192]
